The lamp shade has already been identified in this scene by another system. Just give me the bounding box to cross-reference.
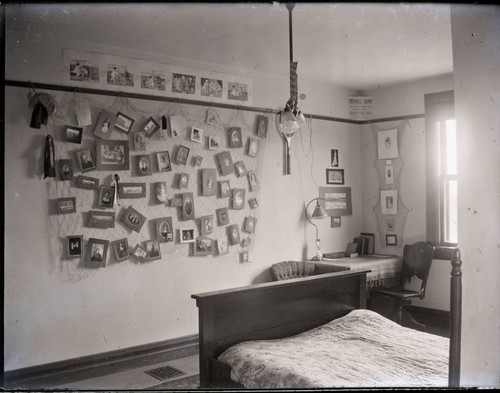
[312,201,328,219]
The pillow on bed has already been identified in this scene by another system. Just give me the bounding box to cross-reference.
[271,261,317,280]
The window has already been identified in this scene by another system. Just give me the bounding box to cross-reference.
[425,91,457,246]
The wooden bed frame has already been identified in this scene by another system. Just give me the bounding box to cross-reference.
[192,249,462,389]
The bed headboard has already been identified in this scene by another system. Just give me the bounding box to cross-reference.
[192,269,369,387]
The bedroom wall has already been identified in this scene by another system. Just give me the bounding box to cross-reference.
[4,27,362,370]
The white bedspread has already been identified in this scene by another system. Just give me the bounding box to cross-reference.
[218,309,449,388]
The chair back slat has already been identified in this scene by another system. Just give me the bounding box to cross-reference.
[400,242,435,295]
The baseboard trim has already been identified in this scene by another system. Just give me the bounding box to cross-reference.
[3,334,199,389]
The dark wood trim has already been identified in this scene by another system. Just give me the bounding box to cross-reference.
[449,248,462,388]
[433,246,457,261]
[3,334,199,389]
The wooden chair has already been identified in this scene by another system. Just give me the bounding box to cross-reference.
[372,241,434,330]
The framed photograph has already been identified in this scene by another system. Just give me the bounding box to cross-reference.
[381,190,398,215]
[228,127,243,148]
[200,215,214,235]
[386,234,398,246]
[132,244,149,263]
[96,139,129,171]
[385,165,394,184]
[180,228,195,243]
[155,182,168,203]
[387,218,396,232]
[191,127,203,143]
[86,238,109,268]
[331,149,339,167]
[118,182,146,199]
[231,188,245,210]
[248,197,259,209]
[120,205,147,233]
[175,145,190,165]
[378,128,399,159]
[326,168,345,185]
[215,151,234,176]
[192,155,204,167]
[156,217,174,243]
[115,112,135,134]
[87,210,115,228]
[133,130,147,151]
[76,148,96,172]
[256,115,268,138]
[243,216,257,234]
[113,238,130,262]
[206,108,220,126]
[66,235,83,258]
[144,239,161,261]
[331,216,342,228]
[169,115,186,138]
[228,224,241,245]
[247,171,259,192]
[94,111,116,140]
[136,154,152,176]
[217,238,229,255]
[234,160,247,177]
[97,185,115,209]
[240,251,249,263]
[59,159,73,181]
[142,116,160,139]
[64,125,83,144]
[218,180,231,198]
[319,186,352,216]
[193,236,215,256]
[201,169,217,196]
[178,173,190,189]
[216,207,229,226]
[169,197,182,207]
[76,175,99,190]
[208,136,220,151]
[181,192,195,220]
[247,137,260,157]
[156,151,172,172]
[56,197,76,214]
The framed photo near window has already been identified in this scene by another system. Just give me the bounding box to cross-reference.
[247,137,260,157]
[118,183,146,199]
[115,112,134,134]
[94,111,116,140]
[156,151,172,172]
[120,205,147,233]
[76,148,96,172]
[331,149,339,167]
[234,161,247,177]
[64,125,83,144]
[231,188,245,210]
[181,192,195,221]
[66,235,83,258]
[97,185,115,209]
[243,216,257,234]
[256,115,268,138]
[136,154,152,176]
[193,236,215,256]
[56,197,76,214]
[133,130,147,151]
[144,239,161,261]
[377,129,399,159]
[142,117,160,139]
[216,207,229,226]
[319,186,352,216]
[59,159,73,181]
[87,210,116,228]
[132,244,149,263]
[201,169,217,196]
[217,238,229,255]
[215,151,234,176]
[247,171,259,192]
[228,224,241,245]
[76,175,99,190]
[191,127,203,143]
[86,238,109,268]
[180,228,195,243]
[156,217,173,243]
[208,136,220,151]
[218,180,231,198]
[175,145,190,165]
[178,173,190,189]
[326,169,345,185]
[200,215,214,235]
[381,190,398,215]
[386,234,398,246]
[96,140,130,171]
[113,238,130,262]
[228,127,243,148]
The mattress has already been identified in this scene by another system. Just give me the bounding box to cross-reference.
[218,309,449,388]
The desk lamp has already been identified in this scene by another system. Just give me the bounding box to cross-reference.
[305,198,329,260]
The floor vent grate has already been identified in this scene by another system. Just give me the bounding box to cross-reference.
[144,365,186,381]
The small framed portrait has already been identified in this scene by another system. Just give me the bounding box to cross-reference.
[64,125,83,144]
[234,161,247,177]
[98,185,115,209]
[120,205,147,233]
[381,190,398,215]
[156,151,172,172]
[201,168,217,196]
[247,170,259,192]
[136,154,152,176]
[215,151,234,176]
[228,127,243,148]
[217,238,229,255]
[76,148,96,172]
[66,235,83,258]
[115,112,135,134]
[206,108,220,126]
[193,236,215,256]
[180,228,195,244]
[191,127,203,143]
[231,188,245,210]
[326,168,345,185]
[87,210,116,228]
[86,238,109,268]
[133,130,147,151]
[178,173,190,189]
[169,197,182,208]
[76,175,99,190]
[96,140,130,171]
[385,165,394,184]
[377,128,399,160]
[142,116,160,139]
[118,182,146,199]
[386,218,396,232]
[218,180,231,198]
[56,197,76,214]
[256,115,268,138]
[181,192,195,221]
[228,224,241,245]
[175,145,190,165]
[59,159,73,181]
[247,137,260,157]
[331,216,342,228]
[240,251,250,263]
[155,182,168,203]
[243,216,257,234]
[132,244,149,263]
[208,136,220,151]
[386,234,398,246]
[144,239,161,261]
[200,215,214,235]
[331,149,339,167]
[216,207,229,226]
[94,111,117,140]
[156,217,174,243]
[192,155,203,167]
[248,198,259,209]
[113,238,130,262]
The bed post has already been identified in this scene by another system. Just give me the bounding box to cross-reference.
[448,248,462,388]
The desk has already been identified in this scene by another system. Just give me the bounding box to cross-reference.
[315,255,403,291]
